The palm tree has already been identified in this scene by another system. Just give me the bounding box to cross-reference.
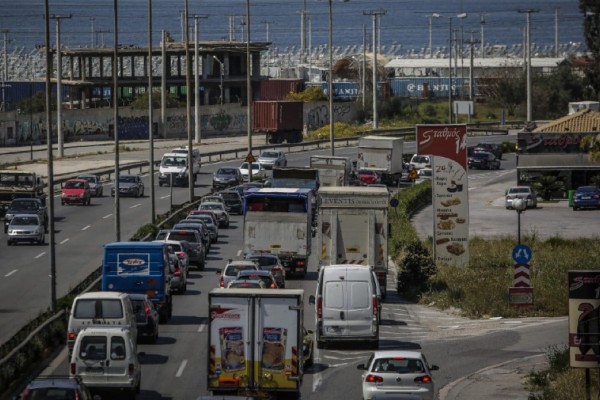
[533,176,565,201]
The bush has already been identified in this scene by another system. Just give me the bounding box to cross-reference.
[396,240,436,300]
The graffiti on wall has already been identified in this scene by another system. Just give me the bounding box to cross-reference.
[64,119,106,138]
[16,119,44,143]
[305,103,354,130]
[117,116,149,140]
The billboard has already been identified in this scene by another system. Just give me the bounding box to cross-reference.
[416,124,469,266]
[568,270,600,368]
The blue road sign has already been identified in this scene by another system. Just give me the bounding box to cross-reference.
[512,244,532,264]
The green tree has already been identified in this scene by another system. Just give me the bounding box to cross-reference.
[579,0,600,98]
[478,69,526,116]
[286,86,326,101]
[129,89,183,110]
[532,62,586,119]
[17,91,54,114]
[533,175,566,201]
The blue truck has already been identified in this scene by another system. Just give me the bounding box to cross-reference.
[102,242,173,323]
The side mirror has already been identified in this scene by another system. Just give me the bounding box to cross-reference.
[216,270,222,275]
[308,295,315,305]
[430,364,440,371]
[356,363,366,370]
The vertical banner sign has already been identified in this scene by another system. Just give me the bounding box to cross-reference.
[416,124,469,266]
[568,270,600,368]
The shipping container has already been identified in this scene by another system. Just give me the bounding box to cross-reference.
[252,100,303,144]
[258,78,304,101]
[388,77,471,98]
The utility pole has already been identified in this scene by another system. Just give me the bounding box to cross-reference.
[112,0,120,241]
[518,9,539,123]
[184,0,194,201]
[1,30,9,112]
[364,9,386,129]
[161,30,167,141]
[554,7,559,58]
[465,30,479,102]
[148,0,155,224]
[246,0,253,183]
[362,23,366,109]
[50,14,72,158]
[480,14,486,58]
[300,0,307,62]
[261,20,270,70]
[193,15,208,145]
[90,17,95,47]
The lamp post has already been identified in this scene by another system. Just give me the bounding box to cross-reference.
[512,198,527,245]
[428,13,440,58]
[212,55,224,105]
[518,9,539,124]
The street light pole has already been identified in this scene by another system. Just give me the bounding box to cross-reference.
[328,0,334,156]
[148,0,155,224]
[518,9,539,123]
[512,198,527,245]
[213,56,224,105]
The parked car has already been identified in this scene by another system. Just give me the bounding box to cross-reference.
[111,174,144,197]
[235,269,279,288]
[239,162,267,181]
[61,178,92,206]
[16,376,93,400]
[6,214,45,245]
[358,169,379,185]
[257,150,287,169]
[218,260,259,288]
[468,151,500,170]
[409,154,432,170]
[505,186,538,209]
[474,142,503,160]
[128,293,160,344]
[212,167,243,191]
[245,253,286,288]
[219,189,243,215]
[198,201,230,228]
[77,174,104,197]
[573,185,600,210]
[357,350,439,400]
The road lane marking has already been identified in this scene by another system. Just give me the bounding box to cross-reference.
[130,204,141,208]
[175,360,188,377]
[35,252,46,259]
[198,324,206,333]
[160,195,171,199]
[5,269,17,277]
[82,225,91,231]
[103,214,113,219]
[60,238,70,245]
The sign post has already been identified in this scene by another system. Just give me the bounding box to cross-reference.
[509,244,533,306]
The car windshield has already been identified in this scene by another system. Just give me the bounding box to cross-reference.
[221,192,240,201]
[509,187,530,194]
[161,156,187,167]
[12,200,39,211]
[359,170,375,176]
[225,264,256,276]
[119,176,136,183]
[241,163,261,170]
[261,151,278,158]
[249,256,278,267]
[578,186,596,193]
[78,176,96,183]
[472,153,489,159]
[217,168,237,175]
[11,216,38,225]
[412,156,429,163]
[201,204,223,211]
[64,180,85,189]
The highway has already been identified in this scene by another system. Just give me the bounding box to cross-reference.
[2,134,572,398]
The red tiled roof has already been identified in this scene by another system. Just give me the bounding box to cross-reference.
[534,109,600,133]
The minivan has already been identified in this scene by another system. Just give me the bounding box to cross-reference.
[70,326,142,396]
[67,292,138,355]
[310,264,379,349]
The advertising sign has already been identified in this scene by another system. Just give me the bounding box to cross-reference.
[568,270,600,368]
[416,124,469,266]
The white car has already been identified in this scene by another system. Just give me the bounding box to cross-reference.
[416,167,433,184]
[218,260,259,288]
[239,162,266,182]
[6,213,45,245]
[198,201,230,228]
[357,350,439,400]
[409,154,432,170]
[257,150,287,169]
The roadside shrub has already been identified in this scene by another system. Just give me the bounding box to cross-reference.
[131,223,159,241]
[396,240,436,300]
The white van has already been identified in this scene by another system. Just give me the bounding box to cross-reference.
[67,292,137,355]
[310,264,379,349]
[158,151,200,187]
[69,326,142,396]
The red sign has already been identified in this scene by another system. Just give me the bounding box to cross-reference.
[416,124,468,169]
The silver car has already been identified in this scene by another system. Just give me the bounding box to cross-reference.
[77,174,103,197]
[505,186,538,209]
[198,202,230,228]
[357,350,439,400]
[111,174,145,197]
[7,213,45,245]
[257,150,287,170]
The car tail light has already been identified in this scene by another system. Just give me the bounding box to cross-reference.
[75,391,81,400]
[144,301,152,318]
[296,259,305,267]
[68,332,77,341]
[366,374,384,383]
[415,375,432,383]
[372,295,378,318]
[176,251,186,259]
[174,265,181,277]
[21,389,31,400]
[70,362,76,375]
[129,363,135,375]
[219,275,224,288]
[316,296,322,319]
[270,282,277,288]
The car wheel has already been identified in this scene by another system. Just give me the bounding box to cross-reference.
[7,240,11,246]
[573,206,579,211]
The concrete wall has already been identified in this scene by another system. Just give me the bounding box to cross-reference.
[1,101,360,145]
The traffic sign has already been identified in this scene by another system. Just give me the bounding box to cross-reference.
[245,153,256,163]
[409,170,418,180]
[512,244,532,264]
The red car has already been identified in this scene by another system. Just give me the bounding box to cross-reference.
[61,179,91,206]
[358,169,379,185]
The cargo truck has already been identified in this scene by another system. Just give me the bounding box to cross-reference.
[207,288,306,399]
[0,170,46,218]
[357,136,406,186]
[309,155,351,187]
[317,186,390,298]
[243,188,313,278]
[253,100,304,144]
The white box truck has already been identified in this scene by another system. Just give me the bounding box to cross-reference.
[317,186,390,297]
[207,288,306,399]
[243,188,313,278]
[357,135,405,185]
[309,155,352,187]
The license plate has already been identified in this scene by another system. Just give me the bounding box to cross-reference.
[583,196,591,199]
[327,326,340,333]
[85,367,104,374]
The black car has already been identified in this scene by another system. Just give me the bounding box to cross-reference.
[474,143,503,160]
[212,167,243,191]
[468,151,501,170]
[111,174,145,197]
[173,221,212,254]
[128,293,159,344]
[220,189,243,215]
[16,376,93,399]
[155,229,206,268]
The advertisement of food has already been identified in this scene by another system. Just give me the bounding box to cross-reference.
[416,124,469,266]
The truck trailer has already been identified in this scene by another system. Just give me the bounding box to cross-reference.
[357,136,406,186]
[207,288,306,399]
[309,155,351,187]
[243,188,313,278]
[317,186,390,297]
[253,100,304,144]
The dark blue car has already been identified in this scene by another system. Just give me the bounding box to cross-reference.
[573,186,600,210]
